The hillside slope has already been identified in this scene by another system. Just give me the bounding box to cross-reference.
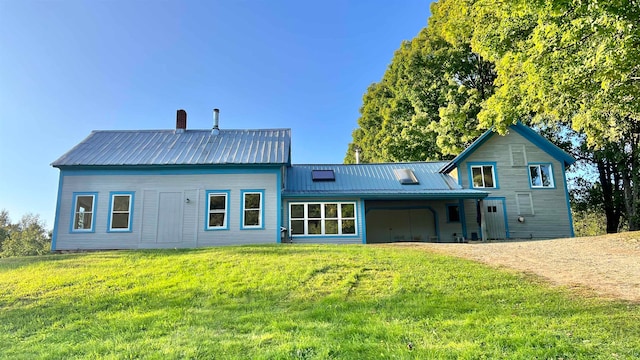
[1,245,639,359]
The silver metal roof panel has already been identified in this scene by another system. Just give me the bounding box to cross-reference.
[284,162,488,198]
[52,129,291,167]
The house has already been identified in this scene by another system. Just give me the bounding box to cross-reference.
[50,110,575,250]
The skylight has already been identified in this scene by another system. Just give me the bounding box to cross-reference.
[393,168,419,185]
[312,169,335,181]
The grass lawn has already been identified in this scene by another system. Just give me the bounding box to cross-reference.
[1,245,639,359]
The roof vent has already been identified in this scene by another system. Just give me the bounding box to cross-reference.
[312,169,335,182]
[393,168,419,185]
[212,108,220,135]
[176,109,187,133]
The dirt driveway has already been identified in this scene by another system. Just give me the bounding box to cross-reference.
[400,233,640,302]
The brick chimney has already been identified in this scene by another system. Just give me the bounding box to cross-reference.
[176,109,187,133]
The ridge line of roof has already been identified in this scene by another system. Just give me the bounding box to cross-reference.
[89,128,292,133]
[291,161,449,166]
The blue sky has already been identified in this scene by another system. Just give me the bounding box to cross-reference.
[0,0,431,228]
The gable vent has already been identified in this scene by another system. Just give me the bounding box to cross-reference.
[393,168,419,185]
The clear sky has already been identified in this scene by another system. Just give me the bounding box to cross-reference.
[0,0,432,229]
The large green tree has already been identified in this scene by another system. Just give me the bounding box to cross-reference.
[433,0,640,230]
[345,24,496,163]
[0,210,51,257]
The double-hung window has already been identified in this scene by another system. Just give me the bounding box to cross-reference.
[206,191,229,230]
[108,192,134,232]
[470,164,497,188]
[71,193,97,232]
[289,202,357,236]
[241,190,264,229]
[529,164,554,188]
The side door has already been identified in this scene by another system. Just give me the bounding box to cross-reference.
[484,198,507,240]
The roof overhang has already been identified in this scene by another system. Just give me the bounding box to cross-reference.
[282,191,489,200]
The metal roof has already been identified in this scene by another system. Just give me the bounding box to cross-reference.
[285,162,488,199]
[52,129,291,167]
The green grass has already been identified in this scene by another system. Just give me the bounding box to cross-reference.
[1,245,638,359]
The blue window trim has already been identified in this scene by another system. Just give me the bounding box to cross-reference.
[107,191,135,233]
[69,192,98,233]
[287,201,359,238]
[204,190,230,231]
[527,163,556,189]
[240,189,265,230]
[467,162,500,189]
[446,203,461,223]
[359,200,367,244]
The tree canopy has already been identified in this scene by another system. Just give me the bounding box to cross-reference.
[346,0,640,231]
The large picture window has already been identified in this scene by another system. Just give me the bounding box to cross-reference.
[71,193,97,232]
[108,192,134,232]
[470,164,497,188]
[289,202,357,236]
[241,190,264,229]
[206,190,229,230]
[529,164,554,188]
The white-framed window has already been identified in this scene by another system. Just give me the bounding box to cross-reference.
[470,164,497,188]
[289,202,357,236]
[446,204,460,223]
[241,190,264,229]
[71,192,97,232]
[529,164,554,188]
[206,190,229,230]
[108,192,134,232]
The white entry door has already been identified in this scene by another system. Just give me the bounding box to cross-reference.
[484,199,507,240]
[157,192,183,243]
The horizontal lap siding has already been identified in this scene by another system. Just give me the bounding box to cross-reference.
[55,171,278,250]
[459,132,572,239]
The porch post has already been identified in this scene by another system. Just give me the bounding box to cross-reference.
[479,199,488,242]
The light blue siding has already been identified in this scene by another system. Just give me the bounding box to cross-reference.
[54,168,280,250]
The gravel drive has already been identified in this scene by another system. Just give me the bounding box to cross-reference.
[393,233,640,302]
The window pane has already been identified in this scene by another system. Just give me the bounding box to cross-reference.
[75,213,92,230]
[308,204,321,218]
[324,220,338,234]
[483,166,494,187]
[210,195,226,210]
[341,204,354,218]
[244,209,260,226]
[291,204,304,218]
[209,213,225,227]
[244,193,260,209]
[471,167,483,187]
[448,206,460,222]
[113,195,130,211]
[529,166,541,186]
[76,196,93,212]
[307,220,321,234]
[541,165,552,186]
[342,220,355,234]
[324,204,338,218]
[112,213,129,229]
[291,220,304,235]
